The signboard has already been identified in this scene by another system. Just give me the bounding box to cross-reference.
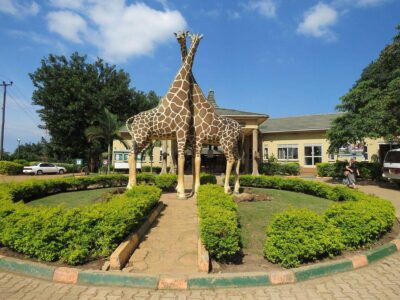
[75,159,82,165]
[103,159,108,165]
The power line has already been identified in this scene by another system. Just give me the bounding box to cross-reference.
[8,90,39,122]
[8,93,40,126]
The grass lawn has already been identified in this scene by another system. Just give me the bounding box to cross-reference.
[239,188,333,256]
[27,187,120,208]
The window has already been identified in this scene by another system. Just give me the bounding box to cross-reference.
[263,146,269,161]
[124,154,128,161]
[363,145,368,161]
[304,145,322,166]
[328,152,335,161]
[278,144,298,160]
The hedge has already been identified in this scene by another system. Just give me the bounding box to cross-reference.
[197,185,241,261]
[0,161,23,175]
[316,161,382,180]
[200,173,217,184]
[259,162,300,176]
[234,175,395,268]
[264,209,344,268]
[0,179,161,265]
[141,166,162,173]
[9,173,177,203]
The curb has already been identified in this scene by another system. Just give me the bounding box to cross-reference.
[0,236,399,289]
[109,202,165,270]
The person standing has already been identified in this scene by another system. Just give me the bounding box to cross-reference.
[345,158,360,188]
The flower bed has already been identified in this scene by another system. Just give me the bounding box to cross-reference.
[0,175,162,265]
[230,175,395,268]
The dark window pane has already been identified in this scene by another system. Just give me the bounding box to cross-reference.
[314,146,322,156]
[314,157,322,164]
[304,146,312,156]
[305,157,313,165]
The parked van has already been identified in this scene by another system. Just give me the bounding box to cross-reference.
[383,149,400,185]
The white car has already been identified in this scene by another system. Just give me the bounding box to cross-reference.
[23,163,67,175]
[382,149,400,185]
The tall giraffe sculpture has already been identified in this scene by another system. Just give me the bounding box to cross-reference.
[126,34,202,199]
[175,32,242,194]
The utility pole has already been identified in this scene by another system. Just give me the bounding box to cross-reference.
[1,81,13,160]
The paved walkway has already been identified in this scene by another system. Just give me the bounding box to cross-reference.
[122,192,199,274]
[1,251,400,299]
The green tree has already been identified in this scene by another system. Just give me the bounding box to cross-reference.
[30,52,158,164]
[11,138,47,161]
[328,25,400,152]
[85,108,128,174]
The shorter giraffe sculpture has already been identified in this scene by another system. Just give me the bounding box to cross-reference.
[175,31,242,194]
[126,33,203,199]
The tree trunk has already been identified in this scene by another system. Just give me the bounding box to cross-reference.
[107,143,111,174]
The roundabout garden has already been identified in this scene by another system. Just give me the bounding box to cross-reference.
[0,173,398,289]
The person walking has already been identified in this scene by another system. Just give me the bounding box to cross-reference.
[345,158,360,189]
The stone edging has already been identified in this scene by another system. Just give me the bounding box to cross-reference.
[0,238,399,289]
[108,202,165,270]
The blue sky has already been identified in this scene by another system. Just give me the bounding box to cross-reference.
[0,0,399,152]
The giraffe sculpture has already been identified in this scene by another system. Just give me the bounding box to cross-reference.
[175,31,242,194]
[126,33,203,199]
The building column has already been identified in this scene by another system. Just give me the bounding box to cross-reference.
[252,129,260,176]
[160,140,168,174]
[244,135,250,174]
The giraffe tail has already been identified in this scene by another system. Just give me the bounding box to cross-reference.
[238,133,246,162]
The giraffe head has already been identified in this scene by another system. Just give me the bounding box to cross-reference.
[174,31,189,44]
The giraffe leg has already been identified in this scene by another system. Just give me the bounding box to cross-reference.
[233,159,241,194]
[194,154,201,195]
[190,151,195,197]
[176,153,186,199]
[224,159,234,194]
[127,150,137,189]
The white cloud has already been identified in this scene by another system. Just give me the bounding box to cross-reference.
[48,0,85,10]
[297,3,338,41]
[334,0,391,8]
[45,1,187,63]
[0,0,39,17]
[227,10,241,20]
[47,10,87,43]
[246,0,276,18]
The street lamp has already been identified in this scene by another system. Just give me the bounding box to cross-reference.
[17,138,21,159]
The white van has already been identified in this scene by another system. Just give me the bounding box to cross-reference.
[383,149,400,185]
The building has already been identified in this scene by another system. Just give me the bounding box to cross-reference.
[113,91,398,174]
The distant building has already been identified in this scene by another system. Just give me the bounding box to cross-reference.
[112,91,398,174]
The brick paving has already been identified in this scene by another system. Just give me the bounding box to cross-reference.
[1,251,400,299]
[122,192,199,274]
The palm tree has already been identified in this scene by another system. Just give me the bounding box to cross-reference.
[85,108,128,174]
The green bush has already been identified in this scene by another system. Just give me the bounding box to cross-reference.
[141,166,162,173]
[264,208,344,268]
[259,162,300,176]
[197,185,240,261]
[9,174,128,203]
[316,161,381,180]
[200,173,217,184]
[0,184,161,265]
[13,159,30,166]
[324,197,395,248]
[232,175,395,267]
[0,161,23,175]
[154,173,177,192]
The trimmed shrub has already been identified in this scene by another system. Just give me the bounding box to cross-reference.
[13,159,30,166]
[8,174,129,203]
[0,184,161,265]
[316,161,382,180]
[197,185,240,261]
[154,173,177,192]
[259,162,300,176]
[233,175,395,267]
[264,208,344,268]
[324,197,395,248]
[200,173,217,184]
[141,166,162,173]
[0,161,23,175]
